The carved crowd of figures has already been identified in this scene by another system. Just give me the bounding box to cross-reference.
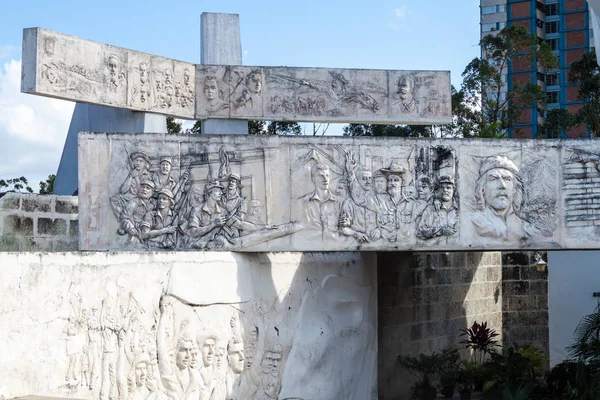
[109,149,298,250]
[62,289,285,400]
[296,149,459,246]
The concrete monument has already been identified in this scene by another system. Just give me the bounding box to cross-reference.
[77,133,600,252]
[22,28,451,125]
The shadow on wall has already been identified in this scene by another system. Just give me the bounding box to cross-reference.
[377,251,503,399]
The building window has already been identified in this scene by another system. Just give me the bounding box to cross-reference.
[545,3,559,16]
[482,22,506,32]
[537,72,545,83]
[545,38,559,51]
[546,72,559,86]
[546,21,559,34]
[547,91,559,104]
[482,4,506,14]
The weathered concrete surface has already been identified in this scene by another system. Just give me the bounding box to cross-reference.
[0,251,377,400]
[79,133,594,252]
[22,27,451,124]
[200,12,247,135]
[0,193,77,251]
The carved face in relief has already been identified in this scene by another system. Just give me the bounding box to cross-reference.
[358,169,372,191]
[215,345,226,370]
[387,174,402,196]
[135,362,148,386]
[227,341,245,374]
[311,164,330,191]
[418,179,432,200]
[184,69,191,86]
[139,63,148,84]
[403,185,416,200]
[140,86,148,103]
[246,71,262,94]
[204,77,218,101]
[157,194,172,210]
[439,182,454,203]
[228,178,240,196]
[202,338,216,367]
[374,176,387,194]
[398,76,415,100]
[264,350,282,377]
[176,340,194,370]
[208,187,223,202]
[164,69,173,85]
[483,168,515,211]
[160,160,171,175]
[133,156,147,171]
[44,37,56,56]
[139,183,153,200]
[108,55,119,77]
[335,181,348,198]
[190,342,199,369]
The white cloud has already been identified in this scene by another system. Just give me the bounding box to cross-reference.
[0,59,74,182]
[0,45,13,59]
[389,5,410,31]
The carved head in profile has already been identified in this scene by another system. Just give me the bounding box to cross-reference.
[330,72,348,94]
[417,176,433,201]
[475,156,523,213]
[245,70,263,95]
[204,76,219,101]
[311,163,330,191]
[397,75,415,100]
[227,337,245,374]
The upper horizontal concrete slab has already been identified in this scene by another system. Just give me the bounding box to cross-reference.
[79,132,597,252]
[22,27,451,124]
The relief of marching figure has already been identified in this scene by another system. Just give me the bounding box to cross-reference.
[293,144,459,247]
[109,147,301,250]
[59,286,291,400]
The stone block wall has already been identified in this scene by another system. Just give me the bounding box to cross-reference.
[502,251,549,353]
[378,251,503,399]
[0,193,78,251]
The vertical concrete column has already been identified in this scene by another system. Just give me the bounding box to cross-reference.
[200,12,248,135]
[54,105,166,195]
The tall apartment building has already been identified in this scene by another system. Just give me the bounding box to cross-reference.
[480,0,593,138]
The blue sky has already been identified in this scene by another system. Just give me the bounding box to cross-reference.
[0,0,481,183]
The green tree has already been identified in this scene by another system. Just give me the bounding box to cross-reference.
[166,117,182,133]
[267,121,302,135]
[461,25,557,136]
[569,50,600,137]
[38,174,55,195]
[0,177,33,193]
[539,108,576,139]
[248,120,266,134]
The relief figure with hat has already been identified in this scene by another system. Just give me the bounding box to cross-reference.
[469,155,527,243]
[110,151,153,217]
[416,175,459,245]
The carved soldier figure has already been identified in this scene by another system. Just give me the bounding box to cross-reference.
[127,352,150,400]
[395,75,421,115]
[111,152,153,216]
[415,176,433,216]
[118,179,156,240]
[100,290,119,400]
[397,185,419,242]
[417,175,458,244]
[297,163,340,242]
[87,304,102,390]
[62,315,82,386]
[183,180,230,249]
[140,188,177,249]
[470,155,526,242]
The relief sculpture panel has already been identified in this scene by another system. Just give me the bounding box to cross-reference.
[23,28,451,124]
[0,253,376,400]
[80,134,590,252]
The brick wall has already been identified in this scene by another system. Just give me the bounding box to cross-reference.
[0,193,78,251]
[502,252,549,353]
[378,251,503,399]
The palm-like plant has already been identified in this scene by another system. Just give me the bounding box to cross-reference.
[460,321,500,363]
